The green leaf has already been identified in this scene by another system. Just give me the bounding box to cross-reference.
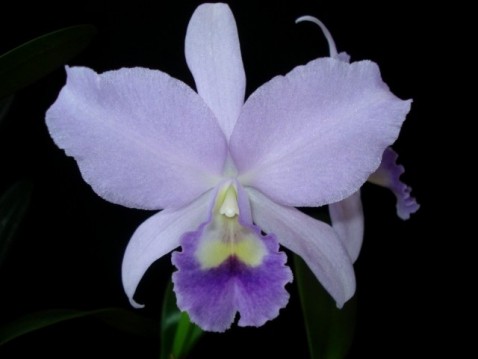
[294,255,357,359]
[0,308,156,346]
[0,24,97,99]
[161,281,203,359]
[0,95,14,126]
[95,308,157,338]
[0,181,33,268]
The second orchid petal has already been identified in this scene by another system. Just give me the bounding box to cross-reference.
[368,147,420,220]
[329,192,364,263]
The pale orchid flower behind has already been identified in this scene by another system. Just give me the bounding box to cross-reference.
[45,4,412,332]
[295,16,419,262]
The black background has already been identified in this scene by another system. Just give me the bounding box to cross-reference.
[0,0,458,358]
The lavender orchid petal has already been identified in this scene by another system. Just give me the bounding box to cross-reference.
[172,226,291,332]
[46,66,227,210]
[232,58,412,208]
[122,191,213,308]
[185,3,246,138]
[172,183,292,332]
[248,188,355,308]
[368,147,420,220]
[329,192,364,263]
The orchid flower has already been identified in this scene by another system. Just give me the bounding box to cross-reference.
[295,16,419,262]
[45,3,412,332]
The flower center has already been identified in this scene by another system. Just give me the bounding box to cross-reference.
[194,183,266,269]
[218,185,239,218]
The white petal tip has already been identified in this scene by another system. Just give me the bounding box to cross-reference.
[295,15,317,24]
[129,298,145,309]
[335,288,355,310]
[295,15,338,58]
